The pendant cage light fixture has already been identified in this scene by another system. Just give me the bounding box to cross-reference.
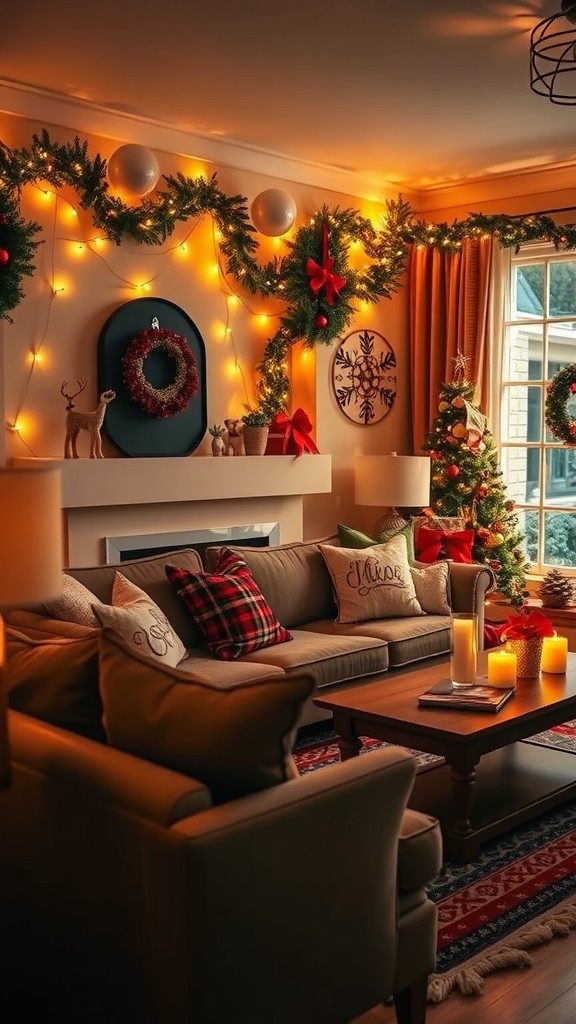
[530,0,576,104]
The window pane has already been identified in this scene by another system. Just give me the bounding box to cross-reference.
[500,446,539,505]
[546,324,576,379]
[500,386,541,443]
[549,260,576,317]
[521,509,539,564]
[544,447,576,505]
[543,511,576,567]
[513,264,544,318]
[503,326,543,381]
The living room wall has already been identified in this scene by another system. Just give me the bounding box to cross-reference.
[0,110,413,541]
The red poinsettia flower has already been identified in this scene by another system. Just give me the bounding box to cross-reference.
[498,607,555,641]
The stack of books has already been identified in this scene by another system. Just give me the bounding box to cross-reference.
[418,678,515,713]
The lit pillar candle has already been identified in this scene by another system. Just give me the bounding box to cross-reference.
[487,649,517,688]
[450,614,477,686]
[541,634,568,674]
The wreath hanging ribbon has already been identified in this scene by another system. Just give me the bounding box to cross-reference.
[269,408,320,457]
[306,224,346,306]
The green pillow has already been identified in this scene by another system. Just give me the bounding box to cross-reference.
[338,521,415,564]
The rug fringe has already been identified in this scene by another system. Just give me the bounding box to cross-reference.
[428,895,576,1003]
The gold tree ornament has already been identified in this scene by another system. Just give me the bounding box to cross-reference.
[452,351,469,381]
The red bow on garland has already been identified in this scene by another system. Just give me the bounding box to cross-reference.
[415,526,474,564]
[269,409,320,457]
[305,224,346,306]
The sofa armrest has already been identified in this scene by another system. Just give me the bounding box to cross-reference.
[144,746,434,1024]
[448,561,495,649]
[7,710,211,824]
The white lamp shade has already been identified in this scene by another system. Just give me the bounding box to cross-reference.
[0,466,63,605]
[355,454,430,508]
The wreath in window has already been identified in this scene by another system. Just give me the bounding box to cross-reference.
[122,324,199,418]
[545,363,576,445]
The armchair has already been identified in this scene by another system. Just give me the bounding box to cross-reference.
[0,710,441,1024]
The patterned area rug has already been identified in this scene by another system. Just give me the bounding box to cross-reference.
[293,720,576,1002]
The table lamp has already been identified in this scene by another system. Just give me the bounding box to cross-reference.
[0,465,63,789]
[355,452,431,537]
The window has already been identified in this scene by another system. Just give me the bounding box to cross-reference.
[500,247,576,575]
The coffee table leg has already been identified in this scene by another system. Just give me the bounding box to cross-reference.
[449,761,478,837]
[338,734,362,760]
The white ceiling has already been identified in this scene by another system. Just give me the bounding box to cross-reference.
[3,0,576,195]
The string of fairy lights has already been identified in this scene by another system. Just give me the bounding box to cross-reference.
[4,129,576,454]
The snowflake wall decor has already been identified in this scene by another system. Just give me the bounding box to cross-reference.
[330,329,397,425]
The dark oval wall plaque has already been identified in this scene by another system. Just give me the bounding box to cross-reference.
[98,297,207,457]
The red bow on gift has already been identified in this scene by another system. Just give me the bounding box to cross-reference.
[270,409,320,457]
[306,224,346,306]
[415,526,474,564]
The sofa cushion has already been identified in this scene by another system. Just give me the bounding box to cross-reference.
[203,538,338,628]
[5,627,106,743]
[410,560,451,615]
[92,572,187,667]
[166,548,292,660]
[98,627,314,803]
[398,808,443,891]
[320,535,422,623]
[301,616,450,668]
[44,573,103,627]
[235,628,389,688]
[66,548,204,648]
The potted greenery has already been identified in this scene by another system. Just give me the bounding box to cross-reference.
[242,409,270,455]
[208,424,226,457]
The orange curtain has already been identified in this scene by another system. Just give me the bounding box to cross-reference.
[409,235,494,451]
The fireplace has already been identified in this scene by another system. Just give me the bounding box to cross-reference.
[106,522,280,565]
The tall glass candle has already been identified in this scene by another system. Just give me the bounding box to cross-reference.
[450,612,478,688]
[541,634,568,674]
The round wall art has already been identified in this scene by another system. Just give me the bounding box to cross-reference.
[330,328,397,425]
[98,297,207,457]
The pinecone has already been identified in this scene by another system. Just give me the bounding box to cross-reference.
[538,568,576,608]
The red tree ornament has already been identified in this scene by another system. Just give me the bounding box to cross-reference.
[446,464,460,478]
[314,313,328,329]
[0,248,10,266]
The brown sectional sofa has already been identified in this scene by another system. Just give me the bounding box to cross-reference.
[7,535,494,727]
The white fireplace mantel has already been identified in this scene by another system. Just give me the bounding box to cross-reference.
[14,454,332,508]
[13,455,332,565]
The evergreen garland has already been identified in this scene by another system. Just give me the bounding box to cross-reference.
[5,129,576,420]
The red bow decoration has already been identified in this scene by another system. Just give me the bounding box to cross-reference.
[306,224,346,306]
[269,409,320,457]
[415,526,474,564]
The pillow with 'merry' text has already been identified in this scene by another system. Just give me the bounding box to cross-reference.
[319,533,423,624]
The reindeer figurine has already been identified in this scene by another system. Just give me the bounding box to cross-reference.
[62,379,116,459]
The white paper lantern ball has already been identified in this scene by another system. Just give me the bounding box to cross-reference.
[251,189,297,236]
[107,144,160,198]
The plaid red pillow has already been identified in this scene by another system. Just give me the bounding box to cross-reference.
[165,548,293,660]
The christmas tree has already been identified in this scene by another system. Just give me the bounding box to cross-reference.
[421,354,528,607]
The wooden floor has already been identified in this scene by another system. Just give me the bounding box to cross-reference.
[351,927,576,1023]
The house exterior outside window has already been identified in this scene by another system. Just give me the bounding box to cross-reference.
[500,246,576,575]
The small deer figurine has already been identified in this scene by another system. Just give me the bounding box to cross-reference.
[62,379,116,459]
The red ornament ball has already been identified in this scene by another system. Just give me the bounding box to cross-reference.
[446,464,460,478]
[0,214,8,225]
[0,248,9,266]
[314,314,328,329]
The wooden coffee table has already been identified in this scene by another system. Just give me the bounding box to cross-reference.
[314,652,576,863]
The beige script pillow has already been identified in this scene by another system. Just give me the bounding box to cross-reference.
[93,572,187,667]
[410,561,451,615]
[319,534,422,624]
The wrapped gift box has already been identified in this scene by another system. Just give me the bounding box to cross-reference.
[265,410,320,457]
